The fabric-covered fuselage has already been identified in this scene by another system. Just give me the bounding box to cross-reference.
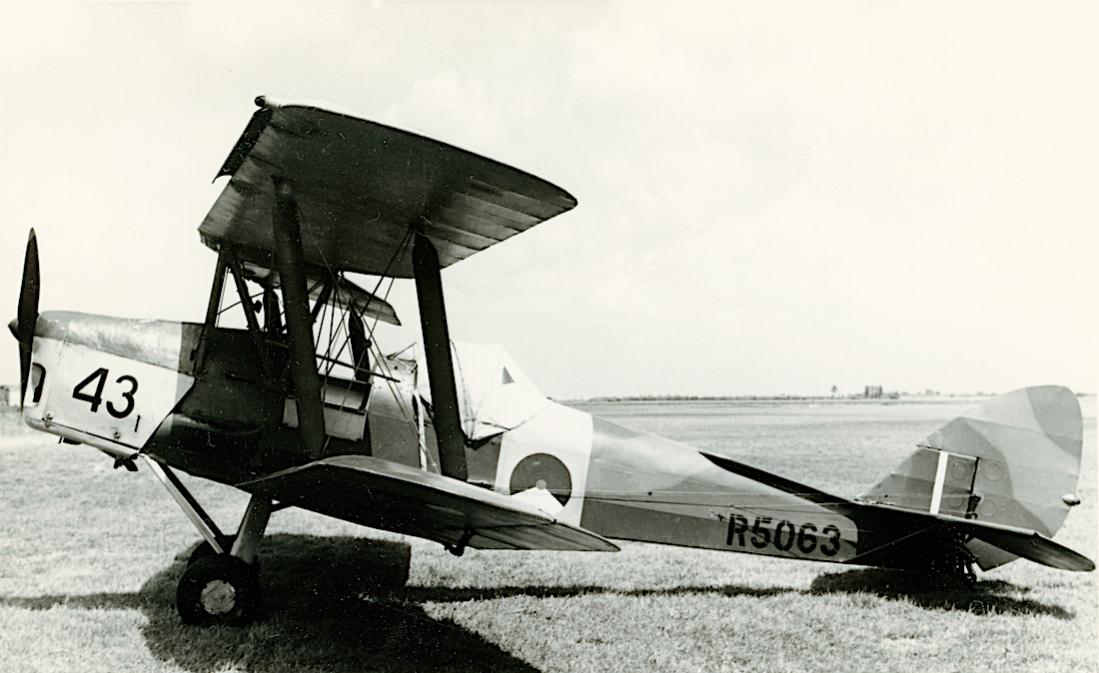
[22,309,861,563]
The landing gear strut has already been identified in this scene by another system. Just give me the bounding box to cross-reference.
[145,458,273,625]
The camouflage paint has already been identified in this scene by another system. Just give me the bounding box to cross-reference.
[572,413,859,562]
[18,310,1090,571]
[860,386,1083,569]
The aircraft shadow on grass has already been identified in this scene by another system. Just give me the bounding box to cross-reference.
[0,535,1074,673]
[808,567,1073,619]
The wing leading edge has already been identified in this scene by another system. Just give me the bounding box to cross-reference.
[199,96,578,278]
[237,455,618,553]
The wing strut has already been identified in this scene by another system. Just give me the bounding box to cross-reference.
[272,178,326,458]
[412,228,467,481]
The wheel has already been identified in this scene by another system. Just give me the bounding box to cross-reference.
[187,536,237,566]
[176,554,260,625]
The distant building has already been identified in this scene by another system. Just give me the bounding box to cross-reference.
[0,384,17,407]
[863,385,883,399]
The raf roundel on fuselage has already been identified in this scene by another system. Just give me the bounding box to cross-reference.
[198,96,579,277]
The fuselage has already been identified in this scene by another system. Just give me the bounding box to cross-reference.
[23,310,861,564]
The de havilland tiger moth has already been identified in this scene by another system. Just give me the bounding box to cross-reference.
[9,96,1093,624]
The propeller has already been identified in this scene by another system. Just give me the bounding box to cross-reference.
[10,229,39,409]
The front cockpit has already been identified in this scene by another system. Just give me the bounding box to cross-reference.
[141,257,552,486]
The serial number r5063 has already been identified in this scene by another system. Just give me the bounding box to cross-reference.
[726,514,842,556]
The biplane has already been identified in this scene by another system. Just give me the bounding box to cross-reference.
[9,96,1092,625]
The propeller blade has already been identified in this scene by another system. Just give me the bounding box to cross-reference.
[16,229,39,408]
[19,342,31,410]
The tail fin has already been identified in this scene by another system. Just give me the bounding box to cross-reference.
[861,386,1084,569]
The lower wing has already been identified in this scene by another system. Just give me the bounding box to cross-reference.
[237,455,619,553]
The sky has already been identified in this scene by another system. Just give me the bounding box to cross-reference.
[1,1,1096,399]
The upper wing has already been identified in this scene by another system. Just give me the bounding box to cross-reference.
[237,455,619,553]
[238,261,401,326]
[199,96,578,278]
[307,275,400,326]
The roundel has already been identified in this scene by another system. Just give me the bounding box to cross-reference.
[950,460,971,481]
[984,461,1005,482]
[509,453,573,506]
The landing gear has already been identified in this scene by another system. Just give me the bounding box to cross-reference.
[144,458,274,625]
[177,554,260,625]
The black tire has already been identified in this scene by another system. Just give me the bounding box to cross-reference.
[187,536,237,566]
[176,554,260,625]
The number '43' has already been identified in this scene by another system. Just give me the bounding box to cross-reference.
[72,368,138,419]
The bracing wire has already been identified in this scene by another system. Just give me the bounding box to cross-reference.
[218,287,265,317]
[305,225,429,463]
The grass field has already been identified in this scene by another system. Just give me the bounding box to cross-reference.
[0,398,1094,673]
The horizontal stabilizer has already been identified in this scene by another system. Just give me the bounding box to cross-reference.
[963,523,1094,572]
[237,455,618,553]
[852,499,1094,572]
